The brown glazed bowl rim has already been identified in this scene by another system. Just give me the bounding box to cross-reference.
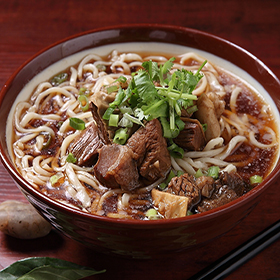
[1,23,280,228]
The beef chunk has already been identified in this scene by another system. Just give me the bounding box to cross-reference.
[174,117,206,151]
[68,103,111,166]
[69,122,104,166]
[195,176,215,198]
[126,119,171,183]
[197,185,238,213]
[165,171,249,213]
[167,173,201,207]
[93,144,141,191]
[90,102,111,145]
[219,172,247,196]
[93,119,171,191]
[197,172,250,213]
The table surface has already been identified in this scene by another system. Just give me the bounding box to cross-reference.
[0,0,280,279]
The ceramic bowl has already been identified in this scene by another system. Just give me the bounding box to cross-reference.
[1,24,280,259]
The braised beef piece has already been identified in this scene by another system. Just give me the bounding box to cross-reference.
[197,172,250,212]
[219,172,247,196]
[126,118,171,183]
[167,173,201,208]
[166,172,250,213]
[173,117,206,151]
[68,103,111,166]
[90,102,111,145]
[195,176,215,198]
[94,119,171,190]
[69,122,105,166]
[93,144,141,191]
[71,103,171,189]
[197,185,238,213]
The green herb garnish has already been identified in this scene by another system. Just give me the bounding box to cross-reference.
[50,72,68,86]
[250,175,263,185]
[69,117,86,130]
[41,132,52,149]
[66,153,77,163]
[108,114,119,127]
[103,58,206,147]
[78,95,89,112]
[207,166,220,179]
[195,168,204,178]
[113,128,129,145]
[145,208,161,220]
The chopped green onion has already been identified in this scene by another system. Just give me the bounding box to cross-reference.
[167,140,184,158]
[116,75,127,83]
[187,210,193,216]
[195,169,204,178]
[118,116,133,128]
[79,87,90,96]
[166,170,176,183]
[66,153,77,163]
[158,170,177,191]
[103,88,126,120]
[103,107,115,120]
[113,128,129,145]
[109,114,119,127]
[78,95,89,112]
[186,105,198,115]
[177,170,185,177]
[175,116,185,132]
[146,208,160,220]
[41,132,52,149]
[69,117,86,130]
[96,64,106,71]
[159,182,167,190]
[50,72,68,86]
[202,123,208,132]
[50,172,63,186]
[119,105,133,115]
[250,175,263,185]
[123,113,144,127]
[110,87,125,106]
[107,85,118,94]
[207,166,220,179]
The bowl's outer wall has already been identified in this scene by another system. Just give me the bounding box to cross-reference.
[1,25,280,257]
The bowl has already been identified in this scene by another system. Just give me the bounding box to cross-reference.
[1,24,280,259]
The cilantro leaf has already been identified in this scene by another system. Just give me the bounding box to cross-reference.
[133,70,158,103]
[142,60,160,81]
[160,57,176,77]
